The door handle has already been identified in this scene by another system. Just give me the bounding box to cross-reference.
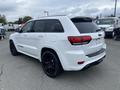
[38,35,43,38]
[23,34,27,37]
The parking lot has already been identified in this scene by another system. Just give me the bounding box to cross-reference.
[0,32,120,90]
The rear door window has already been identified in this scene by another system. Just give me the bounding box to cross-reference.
[44,19,64,33]
[33,19,64,33]
[71,18,99,33]
[33,20,45,32]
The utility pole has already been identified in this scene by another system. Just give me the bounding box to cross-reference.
[114,0,117,17]
[44,11,49,16]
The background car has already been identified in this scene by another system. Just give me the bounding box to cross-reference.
[0,26,6,40]
[96,17,120,38]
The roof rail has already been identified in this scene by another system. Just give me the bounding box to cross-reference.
[39,15,67,18]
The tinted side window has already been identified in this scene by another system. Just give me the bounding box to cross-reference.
[33,20,45,32]
[21,22,33,33]
[45,20,64,32]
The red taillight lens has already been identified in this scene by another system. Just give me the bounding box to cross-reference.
[68,36,92,45]
[78,61,85,64]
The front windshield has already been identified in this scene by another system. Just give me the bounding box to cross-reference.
[97,19,115,25]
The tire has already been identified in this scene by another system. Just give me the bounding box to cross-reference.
[113,35,118,40]
[0,36,1,40]
[113,32,118,40]
[9,40,19,56]
[41,50,63,78]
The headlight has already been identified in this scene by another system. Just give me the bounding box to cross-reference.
[108,27,114,30]
[109,26,114,29]
[106,27,114,31]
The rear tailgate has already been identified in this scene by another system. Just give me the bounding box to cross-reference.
[80,31,105,55]
[71,17,105,55]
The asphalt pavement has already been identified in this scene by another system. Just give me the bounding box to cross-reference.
[0,32,120,90]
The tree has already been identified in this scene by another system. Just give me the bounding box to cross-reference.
[0,14,7,24]
[18,18,23,24]
[14,16,32,24]
[22,16,32,23]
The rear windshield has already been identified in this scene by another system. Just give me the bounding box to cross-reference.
[71,18,99,33]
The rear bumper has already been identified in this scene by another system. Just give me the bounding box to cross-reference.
[60,44,106,71]
[62,52,106,71]
[82,55,105,70]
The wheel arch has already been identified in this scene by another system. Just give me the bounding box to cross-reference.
[40,47,63,69]
[41,47,59,60]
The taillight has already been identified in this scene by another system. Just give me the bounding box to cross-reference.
[68,36,92,45]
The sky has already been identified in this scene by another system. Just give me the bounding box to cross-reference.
[0,0,120,21]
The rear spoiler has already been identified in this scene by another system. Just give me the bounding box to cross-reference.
[71,17,93,22]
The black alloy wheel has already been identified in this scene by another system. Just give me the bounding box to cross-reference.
[42,50,62,78]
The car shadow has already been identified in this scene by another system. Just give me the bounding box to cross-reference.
[12,53,107,82]
[56,63,106,82]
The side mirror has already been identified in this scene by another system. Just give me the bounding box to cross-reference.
[15,28,22,33]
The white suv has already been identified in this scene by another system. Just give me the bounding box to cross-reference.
[9,16,106,78]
